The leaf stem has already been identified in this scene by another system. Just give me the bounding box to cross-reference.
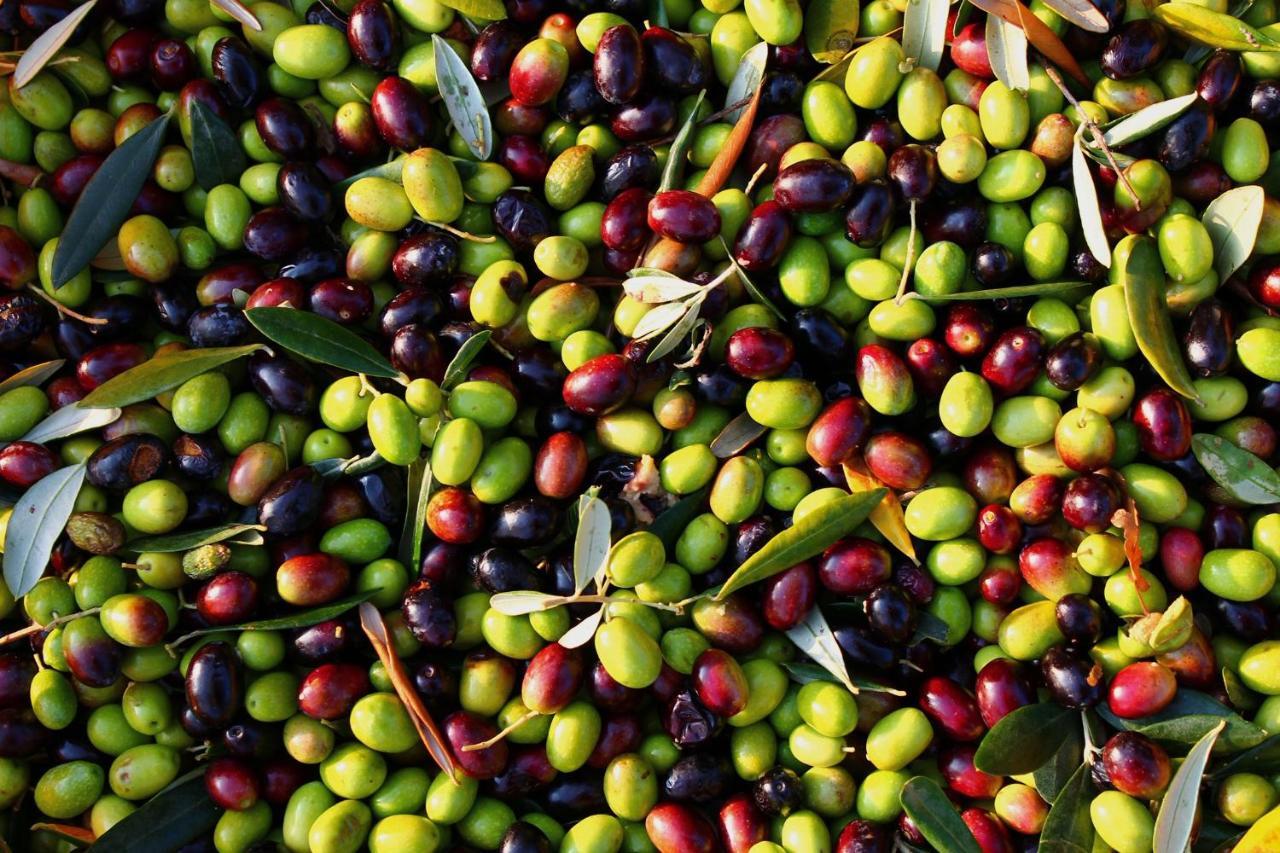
[1042,65,1140,209]
[0,606,100,646]
[460,709,541,751]
[426,220,495,243]
[894,199,919,305]
[26,285,109,325]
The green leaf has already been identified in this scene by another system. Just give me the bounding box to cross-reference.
[1154,720,1226,853]
[1192,433,1280,505]
[0,360,64,396]
[902,0,950,71]
[646,487,709,551]
[177,590,381,643]
[805,0,861,63]
[22,403,119,444]
[245,307,398,379]
[908,610,953,645]
[334,155,407,193]
[1202,185,1265,284]
[910,280,1093,302]
[400,458,432,570]
[785,606,857,693]
[51,110,171,287]
[435,0,505,19]
[1073,133,1112,268]
[1039,0,1109,30]
[3,463,85,598]
[126,523,265,553]
[716,489,885,599]
[779,661,906,695]
[190,98,246,191]
[310,451,384,479]
[1096,689,1266,752]
[1211,732,1280,780]
[899,777,981,853]
[1121,236,1200,402]
[1154,2,1280,51]
[80,345,262,409]
[1034,717,1085,804]
[723,242,786,320]
[710,412,766,458]
[442,329,492,391]
[88,771,219,853]
[433,36,493,160]
[648,0,669,27]
[1097,93,1199,151]
[13,0,96,87]
[1039,763,1095,852]
[974,702,1077,775]
[659,90,706,193]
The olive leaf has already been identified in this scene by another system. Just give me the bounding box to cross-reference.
[1095,93,1199,152]
[974,702,1077,775]
[648,0,669,27]
[81,346,263,410]
[1073,131,1112,269]
[1154,720,1226,853]
[1154,3,1280,51]
[442,329,492,390]
[908,280,1093,301]
[52,109,172,287]
[173,590,381,646]
[908,610,952,645]
[786,605,860,693]
[190,99,246,191]
[402,458,434,570]
[1097,689,1265,752]
[21,404,120,445]
[722,240,787,320]
[647,293,707,363]
[0,360,64,396]
[335,154,407,192]
[624,274,705,304]
[1224,666,1260,713]
[632,300,694,341]
[966,0,1089,84]
[1191,433,1280,505]
[245,307,399,379]
[779,661,906,695]
[211,0,262,30]
[1122,236,1201,402]
[1211,732,1280,780]
[659,90,706,194]
[725,43,769,121]
[1034,717,1086,804]
[1038,0,1108,31]
[29,824,93,848]
[89,771,220,853]
[310,451,384,479]
[900,777,981,853]
[489,590,571,616]
[716,489,885,599]
[1038,763,1095,852]
[436,0,506,19]
[433,36,493,160]
[574,492,611,594]
[126,523,265,554]
[711,412,767,458]
[558,607,604,649]
[985,14,1029,91]
[646,487,709,551]
[806,0,861,63]
[13,0,96,87]
[3,462,86,598]
[1202,184,1265,284]
[902,0,949,71]
[1187,0,1256,61]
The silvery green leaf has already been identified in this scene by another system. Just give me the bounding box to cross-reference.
[985,15,1029,91]
[647,296,705,362]
[1154,720,1226,853]
[785,606,858,693]
[3,463,86,598]
[558,607,604,649]
[623,275,705,304]
[725,42,769,122]
[902,0,950,72]
[442,329,491,390]
[659,89,705,193]
[711,412,767,458]
[14,0,96,87]
[489,591,568,615]
[1039,0,1109,31]
[22,404,120,445]
[1202,184,1265,284]
[0,360,65,396]
[574,494,611,594]
[631,300,691,341]
[433,35,493,160]
[1097,93,1199,150]
[1073,133,1111,268]
[626,267,680,279]
[722,241,786,320]
[402,459,434,570]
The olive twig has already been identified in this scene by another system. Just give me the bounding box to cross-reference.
[1041,65,1141,210]
[357,373,378,397]
[893,200,919,305]
[425,219,496,243]
[460,709,541,751]
[25,285,109,325]
[0,607,100,647]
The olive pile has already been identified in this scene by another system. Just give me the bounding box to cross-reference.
[4,0,1280,850]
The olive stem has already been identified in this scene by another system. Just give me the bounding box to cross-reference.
[0,607,100,647]
[425,219,496,243]
[893,199,919,305]
[1041,65,1141,210]
[357,373,378,398]
[743,162,769,196]
[567,594,687,614]
[460,709,542,751]
[26,285,109,325]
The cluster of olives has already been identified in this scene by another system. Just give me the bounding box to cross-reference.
[4,0,1280,850]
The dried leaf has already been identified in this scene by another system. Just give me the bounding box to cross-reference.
[1073,134,1112,268]
[695,69,764,197]
[0,158,45,188]
[985,14,1029,91]
[902,0,950,72]
[1202,184,1265,284]
[806,0,861,63]
[1038,0,1108,30]
[1154,721,1226,853]
[1122,236,1201,402]
[1154,3,1280,51]
[2,463,85,598]
[1192,433,1280,505]
[623,275,704,304]
[29,824,93,848]
[488,590,568,615]
[574,494,611,594]
[211,0,262,30]
[843,460,917,563]
[359,603,457,780]
[21,403,119,444]
[433,36,494,160]
[441,329,491,390]
[785,606,859,693]
[659,90,705,193]
[558,607,603,649]
[966,0,1089,84]
[0,360,65,396]
[14,0,96,88]
[620,454,673,525]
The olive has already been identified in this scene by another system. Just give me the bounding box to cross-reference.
[1100,19,1167,80]
[642,28,707,95]
[86,434,169,492]
[347,0,399,71]
[185,641,242,727]
[257,467,324,536]
[601,146,660,200]
[211,37,263,109]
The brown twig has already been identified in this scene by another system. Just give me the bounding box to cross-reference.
[0,607,100,646]
[26,285,109,325]
[1042,65,1140,209]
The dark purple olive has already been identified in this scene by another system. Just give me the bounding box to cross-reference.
[971,241,1017,287]
[610,92,676,142]
[471,20,524,82]
[255,97,315,159]
[1157,105,1214,172]
[490,496,563,547]
[1196,50,1242,111]
[1045,332,1101,391]
[921,200,987,248]
[0,292,47,352]
[211,36,263,108]
[346,0,399,70]
[493,190,553,251]
[242,207,309,261]
[257,466,324,536]
[663,689,721,748]
[594,25,644,105]
[642,27,707,95]
[887,144,938,201]
[371,75,432,150]
[187,305,250,347]
[185,641,242,727]
[844,180,895,247]
[1100,19,1167,80]
[774,158,854,213]
[600,145,659,200]
[402,580,456,647]
[379,287,442,336]
[735,200,793,270]
[277,162,332,222]
[664,753,732,803]
[390,324,445,380]
[1041,646,1103,709]
[754,767,804,816]
[87,434,169,491]
[472,547,544,593]
[247,350,316,414]
[1184,298,1233,377]
[152,280,198,331]
[1251,80,1280,125]
[555,70,605,124]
